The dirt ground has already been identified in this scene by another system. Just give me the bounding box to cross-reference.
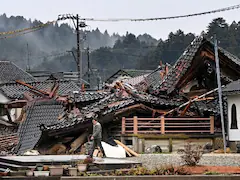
[184,166,240,174]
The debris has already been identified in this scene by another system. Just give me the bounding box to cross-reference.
[114,140,139,157]
[101,141,126,158]
[214,148,231,153]
[69,131,88,153]
[47,144,67,155]
[146,145,162,153]
[23,150,40,155]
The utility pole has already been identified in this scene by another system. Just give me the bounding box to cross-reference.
[76,14,81,85]
[26,43,30,72]
[214,35,227,153]
[58,14,87,86]
[87,47,90,85]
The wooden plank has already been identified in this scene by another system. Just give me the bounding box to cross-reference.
[161,116,165,134]
[69,131,88,153]
[125,149,132,157]
[137,118,162,120]
[138,126,161,128]
[165,126,210,128]
[136,118,210,121]
[122,117,126,134]
[133,116,138,134]
[210,116,214,134]
[165,123,210,125]
[114,139,139,157]
[165,118,210,120]
[137,123,161,125]
[125,123,134,125]
[165,130,210,133]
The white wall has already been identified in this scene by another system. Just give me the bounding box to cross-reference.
[0,92,22,122]
[0,93,10,104]
[227,94,240,141]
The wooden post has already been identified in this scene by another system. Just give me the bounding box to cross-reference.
[169,138,173,153]
[133,116,138,135]
[210,116,214,134]
[161,116,165,134]
[122,117,126,134]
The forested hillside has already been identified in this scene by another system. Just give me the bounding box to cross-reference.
[1,15,240,80]
[0,14,155,68]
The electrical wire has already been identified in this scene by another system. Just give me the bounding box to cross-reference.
[0,21,55,36]
[31,52,69,59]
[0,27,43,40]
[79,4,240,22]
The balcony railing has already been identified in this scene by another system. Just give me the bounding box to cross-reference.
[122,116,214,135]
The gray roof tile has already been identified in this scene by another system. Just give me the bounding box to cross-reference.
[15,100,65,154]
[0,80,80,99]
[0,61,35,84]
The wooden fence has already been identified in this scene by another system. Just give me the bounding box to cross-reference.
[122,116,214,135]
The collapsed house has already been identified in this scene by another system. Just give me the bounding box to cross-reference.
[2,35,240,155]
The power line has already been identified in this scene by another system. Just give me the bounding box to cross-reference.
[0,21,55,36]
[0,27,43,40]
[79,4,240,22]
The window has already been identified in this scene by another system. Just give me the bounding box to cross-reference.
[231,104,238,129]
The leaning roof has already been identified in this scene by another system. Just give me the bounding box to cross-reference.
[0,61,35,84]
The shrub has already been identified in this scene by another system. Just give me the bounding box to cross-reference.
[204,171,219,175]
[178,141,203,166]
[157,165,190,175]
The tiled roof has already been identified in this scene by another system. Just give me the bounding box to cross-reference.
[150,36,240,95]
[122,73,150,86]
[105,69,152,84]
[0,80,80,99]
[223,79,240,94]
[43,93,135,132]
[69,91,111,103]
[132,92,183,107]
[0,61,35,84]
[15,100,65,154]
[153,36,204,94]
[123,69,153,77]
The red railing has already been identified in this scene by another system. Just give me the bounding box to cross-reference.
[122,116,214,135]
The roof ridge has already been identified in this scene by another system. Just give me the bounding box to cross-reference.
[8,61,36,80]
[157,35,204,89]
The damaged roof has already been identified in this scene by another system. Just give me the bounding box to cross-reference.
[0,61,35,84]
[105,69,152,84]
[69,91,111,103]
[15,99,65,155]
[149,36,240,95]
[223,79,240,95]
[42,92,135,133]
[0,80,80,99]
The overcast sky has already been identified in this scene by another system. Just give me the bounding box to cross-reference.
[2,0,240,39]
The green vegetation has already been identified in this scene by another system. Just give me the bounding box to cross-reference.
[1,15,240,82]
[178,142,203,166]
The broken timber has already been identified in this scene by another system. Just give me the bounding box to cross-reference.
[114,139,139,157]
[69,131,88,153]
[165,86,224,116]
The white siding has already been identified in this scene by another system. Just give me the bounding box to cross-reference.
[228,94,240,141]
[0,93,10,104]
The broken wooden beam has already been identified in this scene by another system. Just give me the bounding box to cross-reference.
[69,131,89,153]
[164,86,224,116]
[114,139,139,157]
